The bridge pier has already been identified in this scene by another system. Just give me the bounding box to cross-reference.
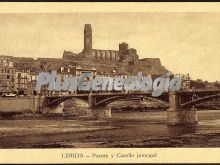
[88,95,112,119]
[167,92,198,126]
[91,106,112,119]
[40,102,64,114]
[167,109,198,126]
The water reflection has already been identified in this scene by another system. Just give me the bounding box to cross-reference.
[167,125,197,136]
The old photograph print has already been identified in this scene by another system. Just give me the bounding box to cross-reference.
[0,13,220,148]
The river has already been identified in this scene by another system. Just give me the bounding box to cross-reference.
[0,110,219,148]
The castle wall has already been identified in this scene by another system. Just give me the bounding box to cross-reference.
[127,58,167,75]
[0,55,35,63]
[37,58,61,62]
[13,57,35,62]
[139,58,162,67]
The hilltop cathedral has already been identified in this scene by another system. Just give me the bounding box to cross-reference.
[80,24,139,63]
[62,24,167,76]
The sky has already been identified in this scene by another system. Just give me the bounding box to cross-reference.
[0,13,219,82]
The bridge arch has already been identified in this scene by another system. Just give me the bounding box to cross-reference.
[45,95,89,106]
[94,95,168,107]
[45,93,169,108]
[180,94,220,109]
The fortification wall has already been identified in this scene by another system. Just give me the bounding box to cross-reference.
[139,58,161,67]
[128,58,167,75]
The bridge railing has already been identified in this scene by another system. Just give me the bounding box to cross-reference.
[180,88,220,92]
[38,87,220,97]
[42,89,156,97]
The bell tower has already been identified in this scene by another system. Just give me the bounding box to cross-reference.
[84,24,92,52]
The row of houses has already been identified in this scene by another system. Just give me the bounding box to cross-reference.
[0,57,147,96]
[175,73,220,90]
[0,58,36,95]
[1,57,218,95]
[0,58,98,95]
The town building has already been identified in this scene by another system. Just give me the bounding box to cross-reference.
[175,73,191,89]
[15,69,31,95]
[75,66,97,77]
[0,58,16,94]
[57,65,97,77]
[27,71,38,95]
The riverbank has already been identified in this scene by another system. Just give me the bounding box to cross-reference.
[110,100,168,112]
[0,110,219,148]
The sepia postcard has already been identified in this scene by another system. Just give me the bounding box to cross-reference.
[0,2,220,164]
